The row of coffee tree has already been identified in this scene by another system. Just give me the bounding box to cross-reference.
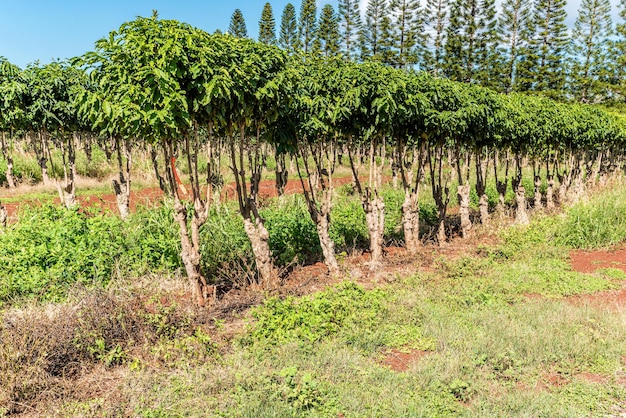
[1,17,625,305]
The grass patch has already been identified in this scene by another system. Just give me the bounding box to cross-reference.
[555,187,626,249]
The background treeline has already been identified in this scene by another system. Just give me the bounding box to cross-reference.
[1,14,626,306]
[230,0,626,103]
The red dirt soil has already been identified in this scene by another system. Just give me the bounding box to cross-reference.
[570,247,626,274]
[568,245,626,309]
[381,348,430,372]
[1,176,359,218]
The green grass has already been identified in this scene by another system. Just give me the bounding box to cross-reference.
[555,186,626,249]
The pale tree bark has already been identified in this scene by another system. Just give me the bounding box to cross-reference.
[112,136,132,219]
[0,200,7,230]
[295,138,340,275]
[532,161,543,210]
[1,132,16,188]
[54,131,78,209]
[494,150,511,216]
[475,149,490,224]
[428,142,451,246]
[513,154,529,225]
[206,124,224,205]
[454,144,472,239]
[569,155,585,203]
[399,142,426,254]
[32,130,51,186]
[229,123,280,288]
[585,151,603,189]
[348,135,386,267]
[161,126,212,307]
[545,150,556,210]
[557,151,575,205]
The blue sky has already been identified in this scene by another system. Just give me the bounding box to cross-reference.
[0,0,622,68]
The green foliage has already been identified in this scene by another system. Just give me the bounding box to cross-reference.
[244,282,387,346]
[277,366,328,411]
[0,204,128,303]
[278,3,299,52]
[263,196,321,265]
[258,3,276,45]
[127,205,183,272]
[228,9,248,38]
[329,196,369,250]
[315,4,341,57]
[299,0,318,53]
[555,187,626,249]
[243,282,434,354]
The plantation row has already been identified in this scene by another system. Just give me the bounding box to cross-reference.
[1,16,626,305]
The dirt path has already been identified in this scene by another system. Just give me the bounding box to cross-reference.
[1,176,359,218]
[570,247,626,274]
[568,246,626,310]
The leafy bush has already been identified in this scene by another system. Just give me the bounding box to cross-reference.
[244,282,388,346]
[0,205,129,303]
[127,205,182,272]
[263,196,321,265]
[330,196,369,250]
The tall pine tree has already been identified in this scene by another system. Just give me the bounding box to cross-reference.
[474,0,502,89]
[423,0,449,76]
[299,0,318,53]
[570,0,613,102]
[338,0,362,59]
[279,3,299,52]
[389,0,423,68]
[316,4,341,56]
[259,2,277,45]
[498,0,533,93]
[518,0,569,97]
[228,9,248,38]
[443,0,498,84]
[360,0,393,61]
[611,0,626,99]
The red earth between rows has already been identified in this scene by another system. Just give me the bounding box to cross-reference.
[1,175,359,218]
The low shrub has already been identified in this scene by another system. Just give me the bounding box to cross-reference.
[0,205,129,303]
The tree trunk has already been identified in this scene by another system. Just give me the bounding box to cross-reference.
[587,152,602,188]
[0,201,7,230]
[479,194,489,223]
[546,175,555,210]
[0,132,16,188]
[243,216,280,289]
[533,175,543,210]
[112,137,132,219]
[364,193,385,266]
[402,191,421,254]
[275,150,288,197]
[40,131,51,186]
[113,180,131,219]
[173,201,209,307]
[514,184,529,225]
[5,159,15,189]
[392,159,399,189]
[316,197,339,274]
[57,133,78,209]
[429,144,450,246]
[458,184,472,238]
[475,152,489,225]
[496,179,507,215]
[347,136,386,268]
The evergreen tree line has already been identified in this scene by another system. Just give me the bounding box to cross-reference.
[230,0,626,103]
